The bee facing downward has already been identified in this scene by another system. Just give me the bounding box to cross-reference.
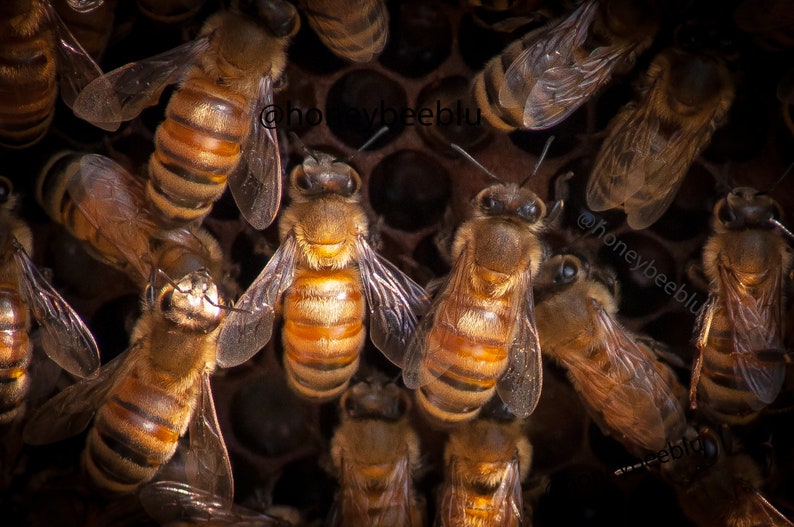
[73,0,300,230]
[299,0,389,63]
[690,187,793,426]
[216,150,429,402]
[0,176,100,425]
[24,270,233,499]
[403,174,558,424]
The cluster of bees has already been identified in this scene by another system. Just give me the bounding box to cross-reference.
[0,0,793,526]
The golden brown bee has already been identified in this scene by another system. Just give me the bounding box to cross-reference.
[472,0,659,131]
[140,481,291,526]
[23,269,233,498]
[663,429,794,527]
[0,0,102,149]
[326,377,426,527]
[299,0,389,63]
[73,0,300,230]
[37,152,224,290]
[216,150,429,402]
[436,404,532,527]
[402,182,557,425]
[690,188,793,426]
[0,176,99,425]
[586,47,735,229]
[534,253,688,456]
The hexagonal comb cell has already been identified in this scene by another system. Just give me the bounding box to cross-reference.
[379,1,452,78]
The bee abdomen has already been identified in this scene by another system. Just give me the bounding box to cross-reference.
[84,373,190,493]
[282,269,366,402]
[0,26,57,148]
[305,0,388,62]
[0,286,31,424]
[418,322,510,424]
[472,37,529,132]
[147,75,249,227]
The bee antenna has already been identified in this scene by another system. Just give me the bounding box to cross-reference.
[613,457,659,477]
[770,218,794,244]
[519,135,554,188]
[450,144,502,183]
[288,131,314,159]
[346,126,390,164]
[767,162,794,194]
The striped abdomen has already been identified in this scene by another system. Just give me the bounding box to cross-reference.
[147,72,250,227]
[0,4,57,149]
[417,289,513,424]
[0,285,31,425]
[302,0,388,62]
[696,302,784,426]
[282,267,365,402]
[340,463,417,526]
[84,365,196,493]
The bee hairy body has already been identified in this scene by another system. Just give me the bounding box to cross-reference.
[300,0,388,63]
[0,1,57,149]
[282,266,366,401]
[0,287,31,425]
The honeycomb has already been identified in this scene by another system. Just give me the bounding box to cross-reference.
[1,0,793,526]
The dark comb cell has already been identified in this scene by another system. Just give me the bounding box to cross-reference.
[379,1,452,78]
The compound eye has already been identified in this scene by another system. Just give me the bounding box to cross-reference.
[0,177,11,204]
[518,201,540,222]
[554,260,578,283]
[716,200,735,225]
[295,171,312,191]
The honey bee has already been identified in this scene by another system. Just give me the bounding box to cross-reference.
[690,188,793,426]
[0,176,100,425]
[472,0,659,131]
[586,47,735,229]
[299,0,389,63]
[72,0,301,230]
[37,152,224,290]
[663,429,794,527]
[0,0,103,149]
[216,150,429,402]
[534,253,688,456]
[436,403,532,527]
[326,377,426,527]
[140,481,291,526]
[23,269,233,498]
[402,181,557,424]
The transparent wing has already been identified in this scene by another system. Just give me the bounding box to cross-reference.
[22,346,133,445]
[737,484,794,527]
[401,247,472,390]
[12,239,100,379]
[585,306,686,452]
[492,454,525,527]
[719,260,786,405]
[690,294,716,409]
[182,373,234,505]
[215,232,297,368]
[355,236,430,368]
[302,0,388,62]
[140,481,289,526]
[68,154,156,282]
[72,37,209,131]
[228,77,283,231]
[46,1,103,109]
[64,0,105,13]
[496,267,542,418]
[500,0,597,116]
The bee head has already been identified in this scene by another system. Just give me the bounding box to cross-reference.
[715,187,783,229]
[234,0,300,37]
[290,152,361,199]
[158,270,224,332]
[341,378,408,422]
[474,184,546,225]
[668,52,727,109]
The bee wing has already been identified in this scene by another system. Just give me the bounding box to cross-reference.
[12,240,100,379]
[68,154,156,282]
[22,346,134,445]
[72,37,210,131]
[215,232,297,368]
[586,306,686,452]
[355,236,430,368]
[736,484,794,527]
[496,267,542,418]
[181,373,234,505]
[45,1,103,109]
[718,260,786,405]
[690,294,716,409]
[302,0,388,62]
[402,247,473,390]
[492,454,526,526]
[499,0,597,120]
[140,481,289,526]
[228,76,283,231]
[586,97,689,229]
